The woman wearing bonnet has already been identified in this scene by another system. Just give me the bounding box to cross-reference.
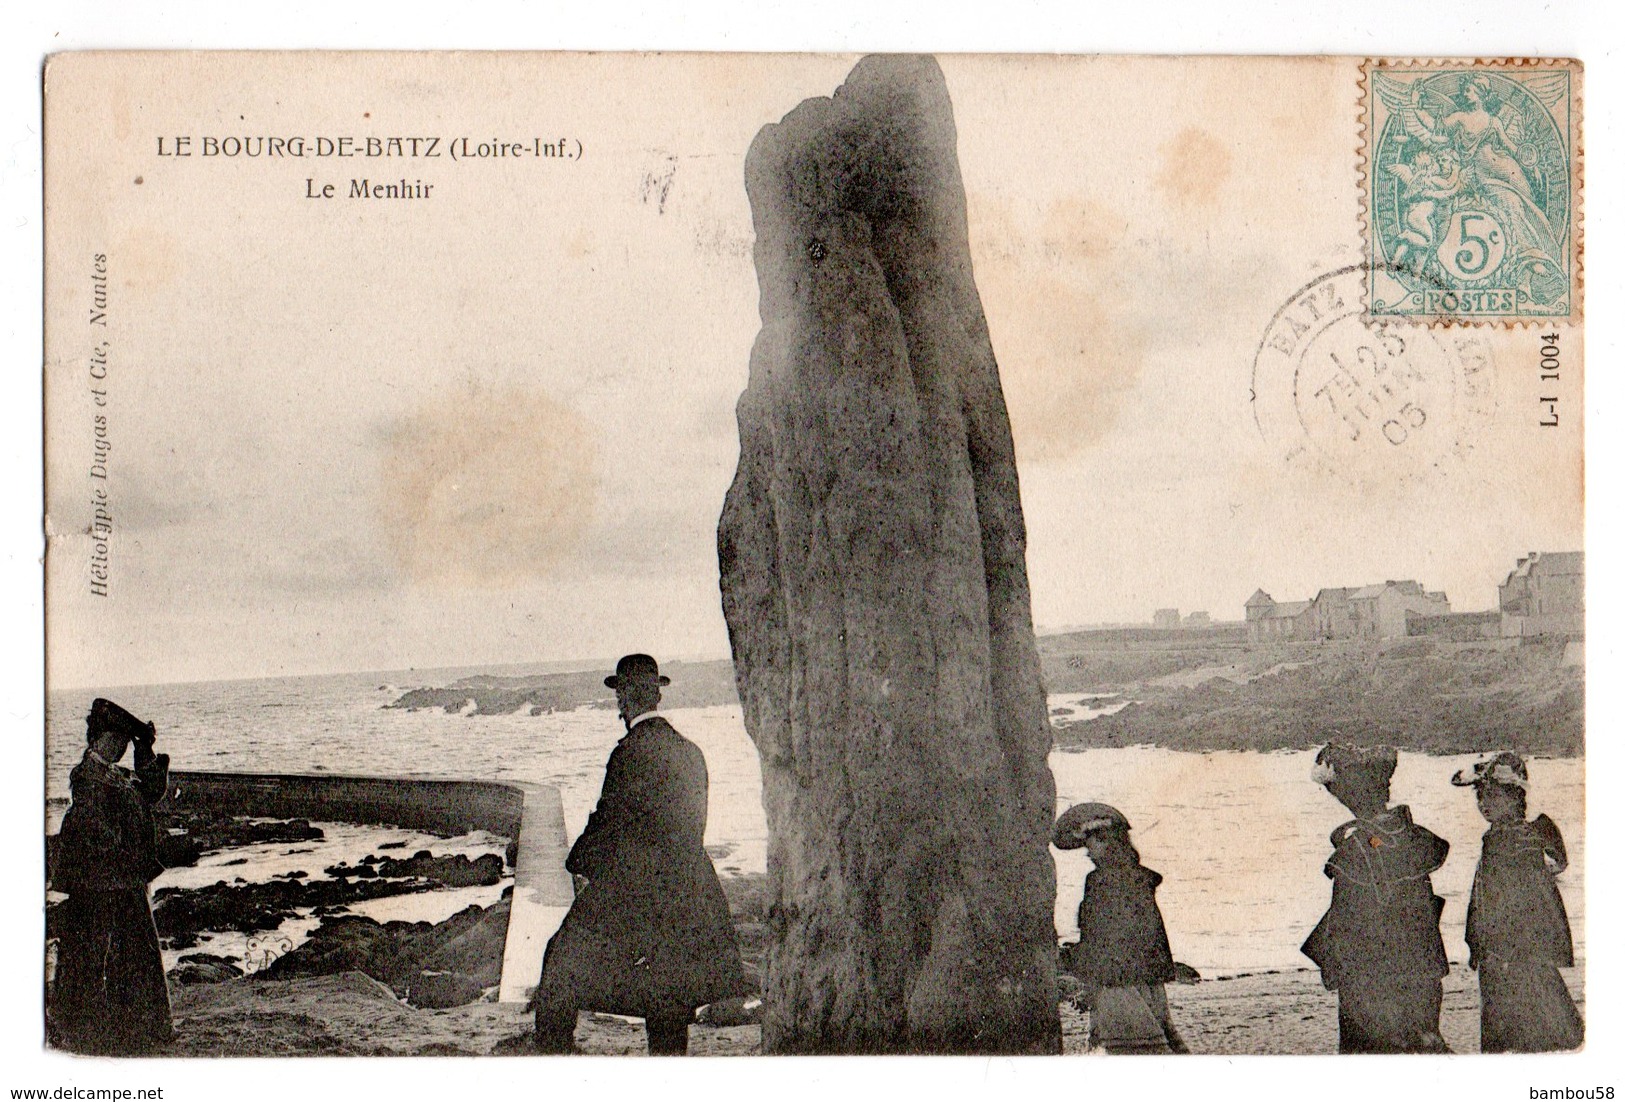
[1452,751,1583,1052]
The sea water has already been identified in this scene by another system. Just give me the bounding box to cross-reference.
[46,671,1584,977]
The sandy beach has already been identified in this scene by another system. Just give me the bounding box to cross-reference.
[161,865,1586,1058]
[166,962,1584,1057]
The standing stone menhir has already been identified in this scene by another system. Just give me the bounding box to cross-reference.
[718,54,1061,1054]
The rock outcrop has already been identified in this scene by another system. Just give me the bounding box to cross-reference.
[325,850,505,887]
[263,899,509,1008]
[46,812,325,877]
[151,874,441,948]
[1058,639,1585,755]
[154,813,325,868]
[386,660,742,715]
[167,971,499,1056]
[718,55,1059,1054]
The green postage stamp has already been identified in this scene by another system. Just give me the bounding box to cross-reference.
[1363,60,1580,323]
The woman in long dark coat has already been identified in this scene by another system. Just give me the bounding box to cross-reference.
[1452,752,1583,1052]
[531,655,749,1054]
[49,699,173,1055]
[1302,744,1450,1054]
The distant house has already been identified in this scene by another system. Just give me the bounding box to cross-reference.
[1500,551,1584,637]
[1152,608,1182,631]
[1245,590,1315,642]
[1347,581,1451,639]
[1307,587,1356,639]
[1247,580,1449,642]
[1245,590,1275,624]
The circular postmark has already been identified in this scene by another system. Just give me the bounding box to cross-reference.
[1252,264,1496,485]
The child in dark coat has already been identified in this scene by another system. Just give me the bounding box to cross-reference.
[1302,743,1450,1054]
[1451,752,1583,1052]
[1054,803,1189,1054]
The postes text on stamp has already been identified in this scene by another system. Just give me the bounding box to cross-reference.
[1363,60,1579,324]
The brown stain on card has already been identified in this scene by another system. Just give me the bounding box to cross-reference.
[1154,127,1232,209]
[115,226,180,292]
[988,273,1145,464]
[379,385,599,585]
[1038,197,1121,264]
[970,194,1146,463]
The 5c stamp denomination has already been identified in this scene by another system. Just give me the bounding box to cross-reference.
[1363,60,1580,324]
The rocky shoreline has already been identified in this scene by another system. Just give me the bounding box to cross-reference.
[385,660,740,716]
[156,863,768,1017]
[263,897,514,1008]
[135,857,1585,1054]
[382,637,1582,757]
[48,806,517,1012]
[138,814,769,1016]
[1054,637,1582,756]
[153,873,450,950]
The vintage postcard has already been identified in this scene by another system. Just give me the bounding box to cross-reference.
[41,52,1584,1065]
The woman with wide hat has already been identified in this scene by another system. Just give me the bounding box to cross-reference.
[1452,752,1583,1052]
[1054,802,1191,1054]
[48,698,174,1054]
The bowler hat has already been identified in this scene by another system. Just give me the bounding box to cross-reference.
[604,653,671,689]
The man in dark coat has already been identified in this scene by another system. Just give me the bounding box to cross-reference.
[49,698,174,1054]
[531,654,749,1054]
[1302,744,1450,1054]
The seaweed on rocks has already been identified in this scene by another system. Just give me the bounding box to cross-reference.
[153,810,325,869]
[324,851,504,887]
[152,875,440,949]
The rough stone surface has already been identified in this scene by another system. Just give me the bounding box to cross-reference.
[262,900,507,1007]
[169,954,244,985]
[151,874,438,948]
[718,54,1059,1054]
[168,972,492,1056]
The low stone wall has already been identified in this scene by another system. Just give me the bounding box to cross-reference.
[164,770,525,838]
[1406,610,1501,641]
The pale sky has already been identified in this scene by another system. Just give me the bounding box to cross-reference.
[44,53,1583,687]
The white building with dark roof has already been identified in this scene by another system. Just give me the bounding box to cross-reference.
[1500,551,1584,637]
[1347,580,1451,639]
[1246,580,1449,642]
